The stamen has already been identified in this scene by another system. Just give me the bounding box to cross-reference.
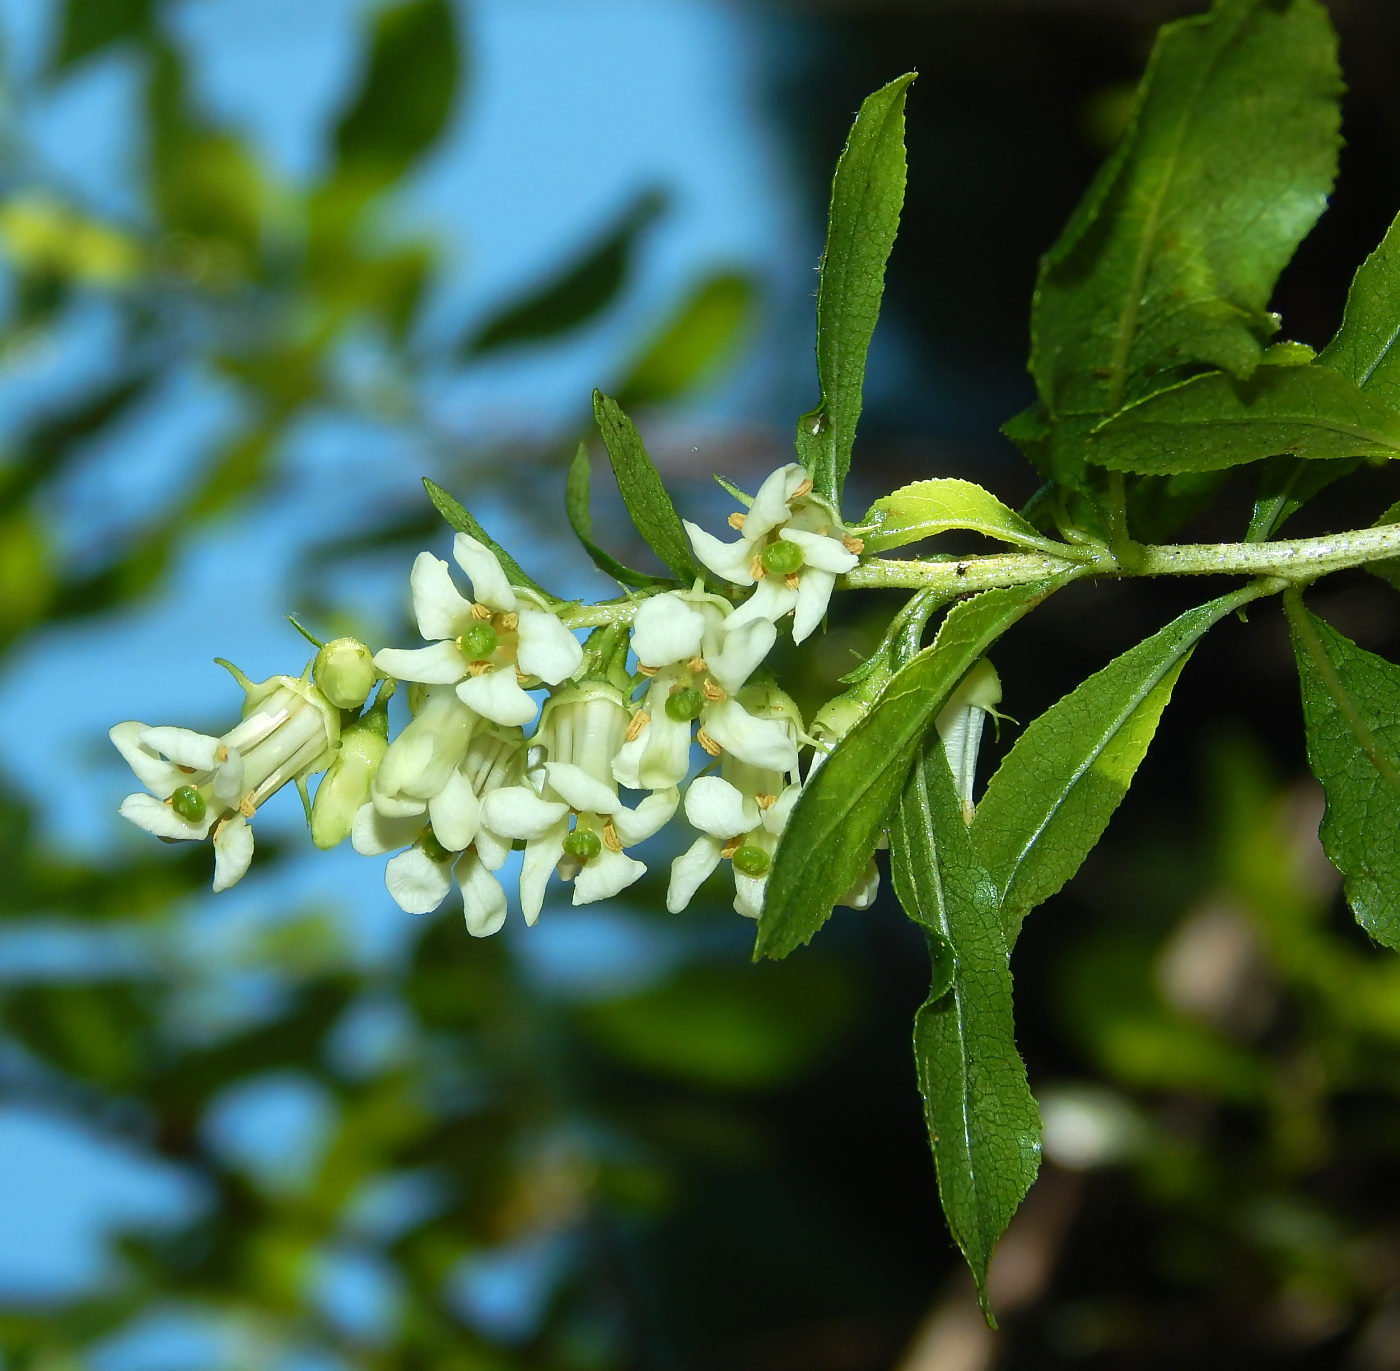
[792,478,813,500]
[701,679,726,703]
[216,745,229,762]
[467,660,493,676]
[784,572,800,589]
[719,836,743,859]
[471,602,493,620]
[842,535,865,555]
[602,820,622,853]
[686,657,707,674]
[755,793,777,810]
[624,710,650,742]
[728,512,746,530]
[750,553,766,580]
[638,664,659,677]
[497,611,519,631]
[176,764,197,774]
[238,796,256,818]
[696,726,721,757]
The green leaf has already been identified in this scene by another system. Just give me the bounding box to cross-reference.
[972,585,1259,943]
[565,444,672,591]
[1127,470,1231,543]
[1287,599,1400,948]
[891,744,1040,1317]
[333,0,460,184]
[861,478,1064,554]
[796,73,914,505]
[1032,0,1341,431]
[591,392,697,582]
[616,273,754,409]
[421,479,556,601]
[462,192,665,356]
[53,0,151,68]
[1246,453,1360,542]
[1319,209,1400,409]
[756,580,1061,960]
[1088,364,1400,475]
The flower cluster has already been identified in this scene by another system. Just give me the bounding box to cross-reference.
[111,464,908,935]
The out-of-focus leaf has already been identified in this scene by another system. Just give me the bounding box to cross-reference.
[616,272,754,408]
[891,743,1040,1318]
[463,192,665,355]
[795,73,914,504]
[591,391,696,581]
[422,479,556,601]
[565,444,672,590]
[1031,0,1341,481]
[53,0,151,69]
[861,478,1063,554]
[1128,470,1230,543]
[973,586,1259,942]
[332,0,460,184]
[757,580,1061,960]
[1287,599,1400,948]
[1089,365,1400,475]
[1246,454,1360,542]
[1319,209,1400,409]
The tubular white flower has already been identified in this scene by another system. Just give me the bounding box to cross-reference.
[371,535,582,727]
[934,659,1004,824]
[371,684,479,817]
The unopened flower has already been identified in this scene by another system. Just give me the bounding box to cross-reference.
[311,683,392,849]
[112,666,339,892]
[370,684,481,820]
[313,636,377,710]
[935,659,1003,824]
[373,533,582,727]
[683,463,861,643]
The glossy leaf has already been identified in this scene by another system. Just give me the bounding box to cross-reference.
[891,744,1040,1317]
[1288,601,1400,948]
[591,391,697,582]
[565,444,671,591]
[1089,364,1400,475]
[462,192,665,355]
[861,478,1062,554]
[1319,209,1400,409]
[796,73,914,504]
[422,479,556,601]
[757,580,1061,960]
[973,586,1259,942]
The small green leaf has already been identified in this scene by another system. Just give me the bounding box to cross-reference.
[1246,454,1360,542]
[891,744,1040,1318]
[565,445,672,591]
[972,585,1260,943]
[862,478,1065,554]
[1089,365,1400,475]
[462,192,665,356]
[1319,209,1400,409]
[797,73,914,504]
[591,392,697,582]
[756,580,1061,960]
[421,479,555,601]
[1287,598,1400,948]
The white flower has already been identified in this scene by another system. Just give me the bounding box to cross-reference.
[483,681,678,923]
[370,684,480,819]
[372,533,583,727]
[935,659,1003,824]
[682,463,862,643]
[311,687,391,850]
[112,668,339,893]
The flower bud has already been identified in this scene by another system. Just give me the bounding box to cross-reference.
[311,700,390,849]
[313,637,377,710]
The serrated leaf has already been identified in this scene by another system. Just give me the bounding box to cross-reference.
[421,479,555,601]
[862,478,1063,554]
[1089,364,1400,475]
[795,73,914,505]
[756,580,1062,961]
[463,192,665,356]
[1287,600,1400,948]
[591,392,697,582]
[1319,209,1400,409]
[1032,0,1341,466]
[972,586,1258,943]
[891,744,1040,1317]
[565,445,672,591]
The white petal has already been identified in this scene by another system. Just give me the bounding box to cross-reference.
[733,872,766,919]
[138,726,222,771]
[458,852,508,936]
[452,532,517,613]
[683,520,755,585]
[212,816,255,892]
[474,825,511,871]
[762,782,803,835]
[792,567,837,643]
[610,732,645,790]
[385,844,454,914]
[636,711,693,791]
[373,640,466,685]
[482,785,569,839]
[410,551,475,641]
[456,669,538,726]
[666,834,724,913]
[573,846,646,905]
[516,611,583,684]
[839,858,880,910]
[780,527,859,574]
[726,577,799,633]
[109,722,182,798]
[703,699,798,775]
[519,822,568,924]
[352,802,423,856]
[118,792,213,841]
[428,768,480,852]
[745,462,806,540]
[211,749,245,805]
[612,786,679,846]
[543,761,619,815]
[370,790,428,819]
[707,616,776,694]
[684,775,758,839]
[631,593,705,667]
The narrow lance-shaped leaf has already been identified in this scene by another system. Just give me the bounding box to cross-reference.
[756,580,1063,961]
[591,391,697,582]
[564,445,672,591]
[1245,453,1359,543]
[972,584,1263,943]
[1287,598,1400,948]
[422,479,556,601]
[861,478,1068,555]
[891,743,1040,1319]
[796,73,914,505]
[1319,208,1400,410]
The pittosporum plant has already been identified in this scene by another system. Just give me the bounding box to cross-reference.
[107,0,1400,1323]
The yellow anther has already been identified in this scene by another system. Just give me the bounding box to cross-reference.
[791,478,813,500]
[842,535,865,555]
[719,836,743,859]
[602,820,622,853]
[638,664,659,677]
[784,572,800,589]
[701,679,726,703]
[755,793,777,810]
[696,726,721,757]
[686,657,707,674]
[471,602,493,621]
[624,710,650,742]
[750,553,766,580]
[497,611,519,631]
[728,512,746,530]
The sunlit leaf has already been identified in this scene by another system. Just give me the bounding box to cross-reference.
[1319,208,1400,409]
[422,478,557,601]
[861,478,1063,554]
[565,444,673,590]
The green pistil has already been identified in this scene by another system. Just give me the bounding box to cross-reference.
[731,845,770,877]
[665,687,705,722]
[458,622,499,660]
[564,828,602,861]
[760,539,804,577]
[422,831,454,863]
[170,785,206,824]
